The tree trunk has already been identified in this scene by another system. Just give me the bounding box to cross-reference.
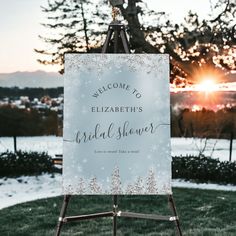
[118,0,199,78]
[229,131,233,162]
[118,0,158,53]
[80,1,89,52]
[13,135,17,153]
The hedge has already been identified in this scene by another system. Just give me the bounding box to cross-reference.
[0,151,236,185]
[172,155,236,185]
[0,151,58,177]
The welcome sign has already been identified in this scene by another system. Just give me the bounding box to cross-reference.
[63,54,171,195]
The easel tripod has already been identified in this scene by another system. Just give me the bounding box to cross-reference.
[55,20,182,236]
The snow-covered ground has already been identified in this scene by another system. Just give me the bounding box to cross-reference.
[0,136,235,210]
[0,136,235,161]
[1,174,236,210]
[0,174,61,210]
[171,137,235,161]
[0,136,62,158]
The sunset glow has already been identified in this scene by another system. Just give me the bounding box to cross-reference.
[195,78,218,92]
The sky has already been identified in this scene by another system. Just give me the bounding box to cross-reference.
[0,0,51,73]
[0,0,215,74]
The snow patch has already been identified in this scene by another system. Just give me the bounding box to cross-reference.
[0,174,62,210]
[172,179,236,191]
[1,174,236,210]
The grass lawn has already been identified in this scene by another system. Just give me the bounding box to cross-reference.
[0,188,236,235]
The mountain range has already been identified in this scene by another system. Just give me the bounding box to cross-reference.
[0,70,63,88]
[0,70,235,111]
[0,70,235,89]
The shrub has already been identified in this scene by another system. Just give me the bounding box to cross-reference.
[172,155,236,185]
[0,151,58,177]
[1,151,236,185]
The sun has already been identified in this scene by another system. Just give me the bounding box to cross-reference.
[195,78,218,92]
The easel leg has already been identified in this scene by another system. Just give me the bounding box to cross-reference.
[55,195,71,236]
[168,195,182,236]
[114,30,119,53]
[120,29,130,53]
[113,195,118,236]
[102,27,113,53]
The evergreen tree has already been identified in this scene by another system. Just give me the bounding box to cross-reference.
[36,0,109,73]
[133,176,144,194]
[77,177,86,194]
[89,176,102,193]
[146,168,157,194]
[125,183,134,194]
[111,166,122,194]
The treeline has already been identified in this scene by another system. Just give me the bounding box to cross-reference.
[0,106,58,136]
[0,105,235,138]
[171,107,236,139]
[0,87,63,100]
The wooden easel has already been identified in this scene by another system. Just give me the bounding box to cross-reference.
[55,19,182,236]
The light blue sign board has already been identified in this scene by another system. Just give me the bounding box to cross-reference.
[63,54,171,195]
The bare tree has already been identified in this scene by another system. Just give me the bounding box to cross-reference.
[36,0,235,84]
